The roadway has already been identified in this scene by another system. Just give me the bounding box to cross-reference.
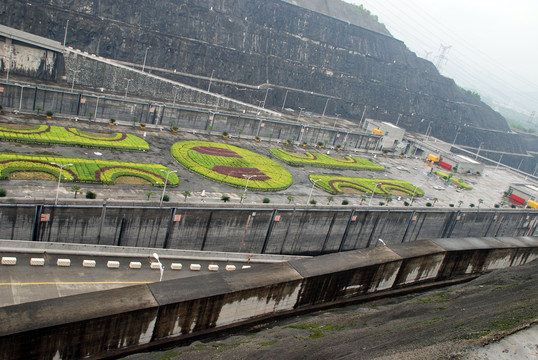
[0,240,306,307]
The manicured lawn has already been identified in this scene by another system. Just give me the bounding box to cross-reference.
[172,141,292,190]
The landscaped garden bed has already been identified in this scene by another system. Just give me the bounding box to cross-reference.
[433,171,473,189]
[0,124,149,151]
[270,149,384,171]
[171,141,292,190]
[309,174,424,196]
[0,153,178,186]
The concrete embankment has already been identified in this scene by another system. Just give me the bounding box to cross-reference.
[0,236,536,359]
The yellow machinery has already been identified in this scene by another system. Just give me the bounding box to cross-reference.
[427,154,440,163]
[527,199,538,209]
[372,128,383,135]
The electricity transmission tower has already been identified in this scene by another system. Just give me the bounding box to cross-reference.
[434,44,452,71]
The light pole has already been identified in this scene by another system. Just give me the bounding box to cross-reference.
[208,70,215,92]
[262,88,271,108]
[63,19,69,47]
[425,121,433,141]
[51,163,73,205]
[368,182,382,206]
[307,178,322,206]
[410,185,419,206]
[321,98,329,119]
[395,113,402,126]
[172,86,180,106]
[298,107,305,121]
[475,142,484,160]
[333,113,341,128]
[359,105,367,128]
[241,174,258,206]
[495,152,504,171]
[159,169,177,207]
[152,253,164,282]
[452,128,460,146]
[70,70,81,92]
[281,89,289,111]
[124,78,133,98]
[142,46,151,72]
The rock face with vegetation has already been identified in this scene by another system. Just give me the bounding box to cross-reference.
[0,0,533,169]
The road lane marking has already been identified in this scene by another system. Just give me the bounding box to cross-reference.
[0,281,153,286]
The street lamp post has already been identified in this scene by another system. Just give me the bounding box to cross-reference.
[159,169,177,207]
[395,113,402,126]
[475,142,484,160]
[124,78,133,98]
[410,185,419,206]
[262,88,270,108]
[321,98,329,119]
[70,70,81,92]
[51,163,73,205]
[307,178,322,206]
[208,70,215,92]
[142,46,151,72]
[281,89,289,111]
[452,129,460,146]
[152,253,164,282]
[332,113,341,128]
[172,86,180,106]
[368,182,382,206]
[298,107,305,121]
[63,19,69,47]
[425,121,433,141]
[241,174,258,206]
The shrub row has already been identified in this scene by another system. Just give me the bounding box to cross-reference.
[0,124,149,151]
[270,149,385,171]
[171,141,292,190]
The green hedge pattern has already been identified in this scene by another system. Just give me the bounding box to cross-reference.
[0,124,149,151]
[270,149,385,171]
[309,174,424,196]
[0,153,178,185]
[171,141,292,190]
[433,171,473,189]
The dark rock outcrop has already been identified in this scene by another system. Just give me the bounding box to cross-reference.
[0,0,533,169]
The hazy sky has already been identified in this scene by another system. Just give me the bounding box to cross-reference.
[344,0,538,115]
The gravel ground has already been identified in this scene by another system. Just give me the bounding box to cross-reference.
[124,259,538,360]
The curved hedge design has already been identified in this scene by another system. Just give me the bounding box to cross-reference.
[0,153,178,186]
[270,149,385,171]
[434,171,473,189]
[0,124,149,151]
[309,174,424,196]
[172,141,292,190]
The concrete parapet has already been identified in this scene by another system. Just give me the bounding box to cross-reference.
[0,236,536,359]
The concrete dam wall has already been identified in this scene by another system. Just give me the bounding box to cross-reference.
[0,204,537,255]
[0,236,536,359]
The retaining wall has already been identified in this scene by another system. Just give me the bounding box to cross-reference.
[1,204,537,255]
[0,236,536,359]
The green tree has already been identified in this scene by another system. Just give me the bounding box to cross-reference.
[146,191,154,200]
[309,199,317,205]
[433,197,439,206]
[478,198,484,209]
[327,195,334,204]
[360,195,367,205]
[237,128,243,139]
[262,197,270,203]
[221,195,230,203]
[36,105,42,115]
[88,111,94,122]
[287,195,295,204]
[71,185,81,199]
[385,196,392,206]
[341,199,349,205]
[182,190,191,202]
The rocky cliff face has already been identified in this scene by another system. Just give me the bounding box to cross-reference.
[0,0,531,163]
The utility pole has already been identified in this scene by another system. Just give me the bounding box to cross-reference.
[70,69,81,92]
[434,44,452,72]
[63,19,69,47]
[142,46,151,72]
[321,98,329,119]
[281,89,289,111]
[124,78,133,98]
